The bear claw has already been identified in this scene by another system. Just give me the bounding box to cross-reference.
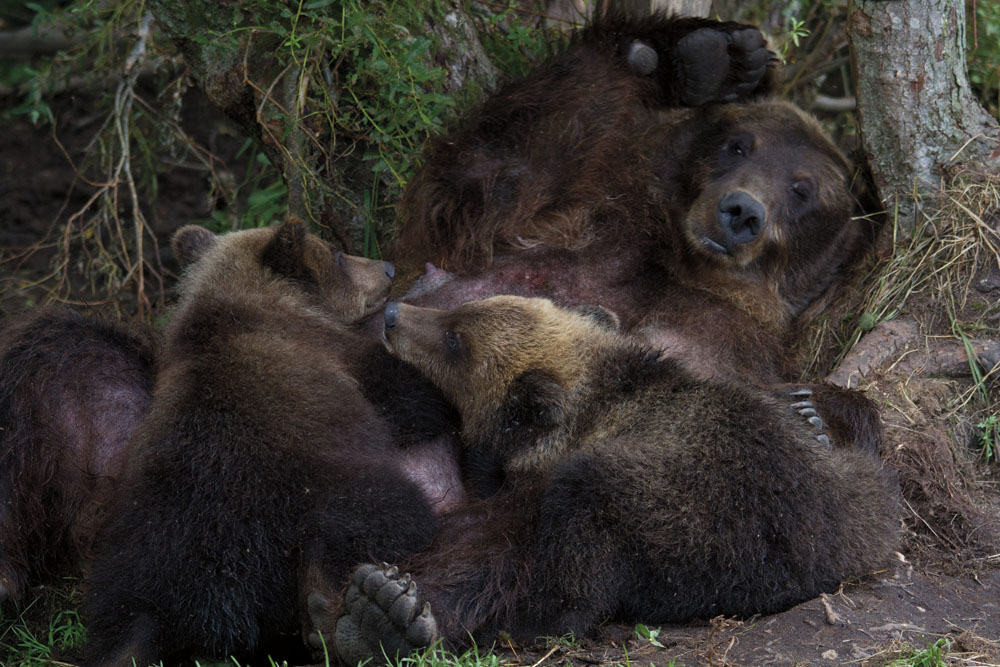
[335,563,439,666]
[790,388,833,448]
[406,602,438,645]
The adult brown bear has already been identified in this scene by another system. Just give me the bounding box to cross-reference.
[395,14,862,387]
[79,222,458,667]
[328,296,900,665]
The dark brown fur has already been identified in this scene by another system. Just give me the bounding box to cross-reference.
[328,297,900,664]
[0,307,158,603]
[393,14,861,386]
[81,223,449,667]
[395,14,778,273]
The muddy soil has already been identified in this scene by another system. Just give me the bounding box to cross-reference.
[497,565,1000,666]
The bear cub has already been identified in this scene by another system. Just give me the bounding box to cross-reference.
[0,307,158,604]
[81,222,449,667]
[328,296,900,665]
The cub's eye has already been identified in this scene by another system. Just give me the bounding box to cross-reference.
[791,179,814,201]
[444,331,461,357]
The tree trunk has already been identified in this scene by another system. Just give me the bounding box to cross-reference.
[847,0,1000,230]
[550,0,709,25]
[611,0,710,16]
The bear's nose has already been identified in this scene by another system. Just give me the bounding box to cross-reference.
[384,302,399,330]
[384,261,395,280]
[717,191,766,245]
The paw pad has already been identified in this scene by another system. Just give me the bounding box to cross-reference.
[627,41,658,76]
[674,25,773,105]
[335,563,439,666]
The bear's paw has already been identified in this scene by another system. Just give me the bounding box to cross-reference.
[674,26,773,105]
[333,563,438,666]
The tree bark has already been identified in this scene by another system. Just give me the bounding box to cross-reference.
[611,0,710,17]
[847,0,1000,230]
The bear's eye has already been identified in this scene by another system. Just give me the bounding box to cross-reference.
[791,179,814,202]
[725,135,752,158]
[444,331,461,359]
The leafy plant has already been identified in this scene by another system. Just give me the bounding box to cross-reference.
[634,623,665,648]
[778,15,810,63]
[978,414,999,464]
[968,0,1000,118]
[886,636,950,667]
[1,0,548,312]
[472,1,556,79]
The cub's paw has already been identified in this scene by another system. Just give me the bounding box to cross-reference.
[790,388,831,448]
[333,563,438,666]
[673,26,773,105]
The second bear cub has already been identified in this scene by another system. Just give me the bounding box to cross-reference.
[82,222,444,667]
[329,295,900,665]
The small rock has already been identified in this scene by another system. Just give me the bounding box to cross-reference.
[822,649,838,660]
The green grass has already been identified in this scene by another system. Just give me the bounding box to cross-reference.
[1,585,511,667]
[0,585,86,667]
[978,414,999,464]
[396,641,507,667]
[885,637,950,667]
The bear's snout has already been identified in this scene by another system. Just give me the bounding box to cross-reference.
[384,302,399,330]
[717,191,765,247]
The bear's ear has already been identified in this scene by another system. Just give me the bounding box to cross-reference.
[570,305,620,332]
[172,225,217,268]
[503,370,570,429]
[261,220,313,284]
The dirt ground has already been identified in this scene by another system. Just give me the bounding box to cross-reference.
[1,94,999,666]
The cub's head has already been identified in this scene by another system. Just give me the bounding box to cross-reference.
[657,101,857,315]
[381,296,619,444]
[171,221,395,323]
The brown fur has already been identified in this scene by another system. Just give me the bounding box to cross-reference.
[392,14,862,386]
[329,296,900,664]
[81,222,445,667]
[0,307,158,603]
[395,14,779,273]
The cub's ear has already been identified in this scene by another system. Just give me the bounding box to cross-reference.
[503,370,570,429]
[262,220,313,284]
[172,225,217,268]
[571,305,621,332]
